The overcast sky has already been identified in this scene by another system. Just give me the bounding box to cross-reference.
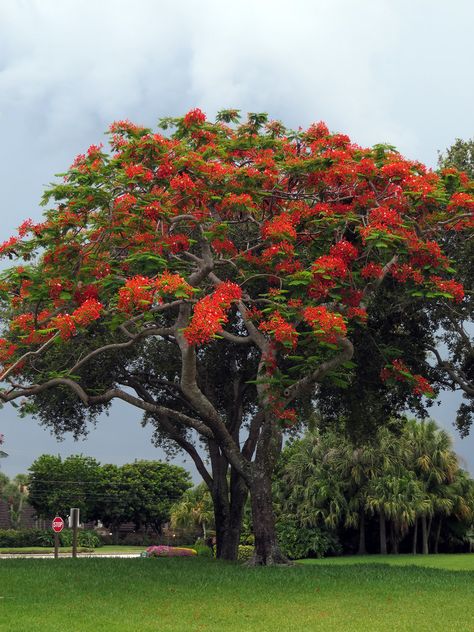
[0,0,473,478]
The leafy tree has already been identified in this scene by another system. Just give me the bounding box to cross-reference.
[0,110,471,563]
[100,460,191,532]
[28,454,102,521]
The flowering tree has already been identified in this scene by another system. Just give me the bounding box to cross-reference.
[0,109,472,564]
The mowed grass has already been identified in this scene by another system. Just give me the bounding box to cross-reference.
[1,557,474,632]
[299,553,474,572]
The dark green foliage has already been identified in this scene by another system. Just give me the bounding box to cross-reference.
[0,528,101,548]
[276,516,341,559]
[28,455,191,532]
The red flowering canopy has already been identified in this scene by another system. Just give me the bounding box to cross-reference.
[0,109,472,424]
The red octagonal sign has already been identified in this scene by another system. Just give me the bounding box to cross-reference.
[52,516,64,533]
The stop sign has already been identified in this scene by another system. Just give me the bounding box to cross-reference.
[52,516,64,533]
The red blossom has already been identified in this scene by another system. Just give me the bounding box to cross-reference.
[183,109,206,127]
[361,262,384,279]
[430,276,465,302]
[303,306,347,343]
[72,299,103,327]
[117,276,155,313]
[259,313,298,348]
[184,282,242,345]
[165,234,190,253]
[312,255,348,280]
[262,215,297,241]
[329,240,358,263]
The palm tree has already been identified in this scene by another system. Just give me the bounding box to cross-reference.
[404,419,458,554]
[170,483,214,539]
[2,474,29,529]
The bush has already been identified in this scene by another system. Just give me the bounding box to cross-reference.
[276,517,341,560]
[0,529,102,548]
[237,545,254,563]
[192,543,214,557]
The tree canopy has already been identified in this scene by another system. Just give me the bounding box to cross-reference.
[0,109,472,563]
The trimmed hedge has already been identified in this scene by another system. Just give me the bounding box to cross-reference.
[0,529,102,548]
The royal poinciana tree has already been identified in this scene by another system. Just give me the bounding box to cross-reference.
[0,110,472,564]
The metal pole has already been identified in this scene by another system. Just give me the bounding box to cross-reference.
[70,508,80,558]
[54,532,59,559]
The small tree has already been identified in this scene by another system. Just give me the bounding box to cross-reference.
[0,110,471,563]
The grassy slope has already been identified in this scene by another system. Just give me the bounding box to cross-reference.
[1,557,474,631]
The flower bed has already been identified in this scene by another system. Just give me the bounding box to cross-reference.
[146,545,197,558]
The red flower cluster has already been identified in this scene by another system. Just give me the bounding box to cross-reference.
[184,282,242,345]
[72,299,103,327]
[117,276,155,313]
[259,313,298,348]
[155,272,193,299]
[52,314,76,340]
[211,238,237,256]
[262,215,297,241]
[409,240,446,269]
[312,255,348,279]
[124,164,153,181]
[361,262,384,279]
[369,206,403,227]
[0,339,18,363]
[380,359,434,398]
[74,284,99,305]
[329,240,358,263]
[165,234,190,253]
[170,173,196,191]
[183,108,206,127]
[391,264,423,284]
[430,276,465,302]
[303,306,347,343]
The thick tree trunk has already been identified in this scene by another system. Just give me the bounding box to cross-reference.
[421,514,429,554]
[390,522,399,554]
[211,468,247,561]
[412,517,418,555]
[379,509,387,555]
[434,517,442,554]
[358,510,367,555]
[249,471,288,565]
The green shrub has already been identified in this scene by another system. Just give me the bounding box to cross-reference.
[237,545,254,562]
[0,529,102,548]
[276,516,341,560]
[192,544,214,557]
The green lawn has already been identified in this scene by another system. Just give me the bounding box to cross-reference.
[299,552,474,572]
[1,556,474,631]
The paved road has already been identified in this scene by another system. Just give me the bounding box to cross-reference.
[0,553,142,559]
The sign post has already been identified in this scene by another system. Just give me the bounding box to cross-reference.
[52,516,64,559]
[70,508,80,558]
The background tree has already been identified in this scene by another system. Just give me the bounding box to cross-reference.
[28,454,102,522]
[434,140,474,434]
[1,473,29,529]
[170,482,214,539]
[277,419,472,556]
[0,110,471,563]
